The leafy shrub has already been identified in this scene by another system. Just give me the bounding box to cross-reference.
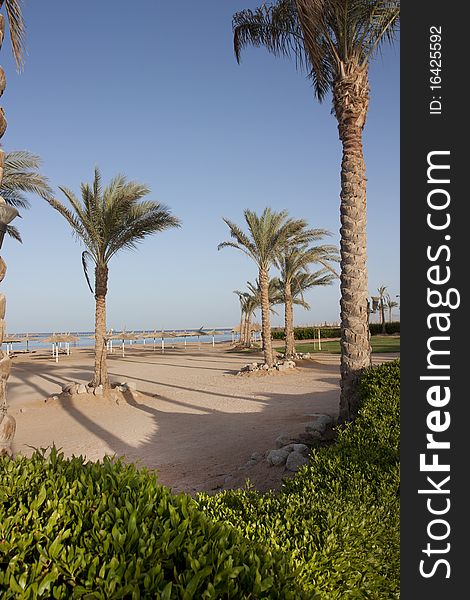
[272,327,341,340]
[272,322,400,339]
[0,451,300,598]
[197,360,400,599]
[369,321,401,335]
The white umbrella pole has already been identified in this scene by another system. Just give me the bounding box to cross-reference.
[161,338,164,354]
[55,343,59,363]
[184,337,187,348]
[110,339,113,354]
[212,335,215,347]
[318,328,321,351]
[122,341,125,358]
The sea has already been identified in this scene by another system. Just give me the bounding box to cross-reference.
[4,329,235,352]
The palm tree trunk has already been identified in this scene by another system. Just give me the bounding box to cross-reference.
[259,267,274,367]
[284,281,295,358]
[334,64,371,422]
[246,312,252,347]
[92,265,109,390]
[239,311,244,344]
[381,301,386,334]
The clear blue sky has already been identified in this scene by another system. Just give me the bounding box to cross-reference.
[2,0,399,333]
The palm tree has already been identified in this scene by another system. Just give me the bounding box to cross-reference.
[233,289,256,347]
[219,208,307,367]
[275,240,339,357]
[234,279,281,347]
[385,293,399,323]
[246,278,282,347]
[232,1,399,418]
[1,150,52,241]
[45,168,181,390]
[377,285,388,333]
[0,0,26,180]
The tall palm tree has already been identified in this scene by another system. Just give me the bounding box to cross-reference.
[1,150,52,241]
[45,168,181,390]
[219,208,307,367]
[0,0,26,180]
[385,292,398,323]
[275,240,339,357]
[377,285,388,333]
[232,0,399,419]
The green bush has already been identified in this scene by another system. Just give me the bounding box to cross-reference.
[272,326,341,340]
[0,451,299,598]
[369,321,401,335]
[272,322,400,340]
[197,360,400,599]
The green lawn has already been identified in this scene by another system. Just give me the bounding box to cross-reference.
[276,335,400,354]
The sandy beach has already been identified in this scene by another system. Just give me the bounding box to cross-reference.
[7,343,398,494]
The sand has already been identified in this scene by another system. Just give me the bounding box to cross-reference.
[7,343,398,494]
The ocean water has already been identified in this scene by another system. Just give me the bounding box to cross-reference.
[3,329,234,353]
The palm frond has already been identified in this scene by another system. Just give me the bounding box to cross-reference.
[6,223,21,242]
[4,0,26,71]
[234,0,400,100]
[233,0,308,71]
[1,150,52,210]
[81,250,95,294]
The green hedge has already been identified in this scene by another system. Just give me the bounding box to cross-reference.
[197,360,400,599]
[272,322,400,340]
[272,326,341,340]
[0,452,299,598]
[369,321,401,335]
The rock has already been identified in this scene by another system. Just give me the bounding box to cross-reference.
[250,452,264,462]
[261,364,269,370]
[0,413,16,457]
[292,443,309,453]
[62,382,77,394]
[285,360,296,368]
[276,363,288,372]
[305,414,334,434]
[275,434,296,448]
[303,353,311,359]
[94,385,104,396]
[266,448,290,466]
[286,451,309,472]
[116,385,127,392]
[306,430,323,441]
[52,395,59,401]
[19,408,26,413]
[126,381,137,391]
[76,384,87,394]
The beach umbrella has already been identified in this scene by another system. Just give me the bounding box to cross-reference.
[205,329,224,347]
[42,333,65,362]
[177,330,198,348]
[2,335,23,355]
[21,333,41,352]
[112,331,138,357]
[153,331,176,353]
[250,323,261,343]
